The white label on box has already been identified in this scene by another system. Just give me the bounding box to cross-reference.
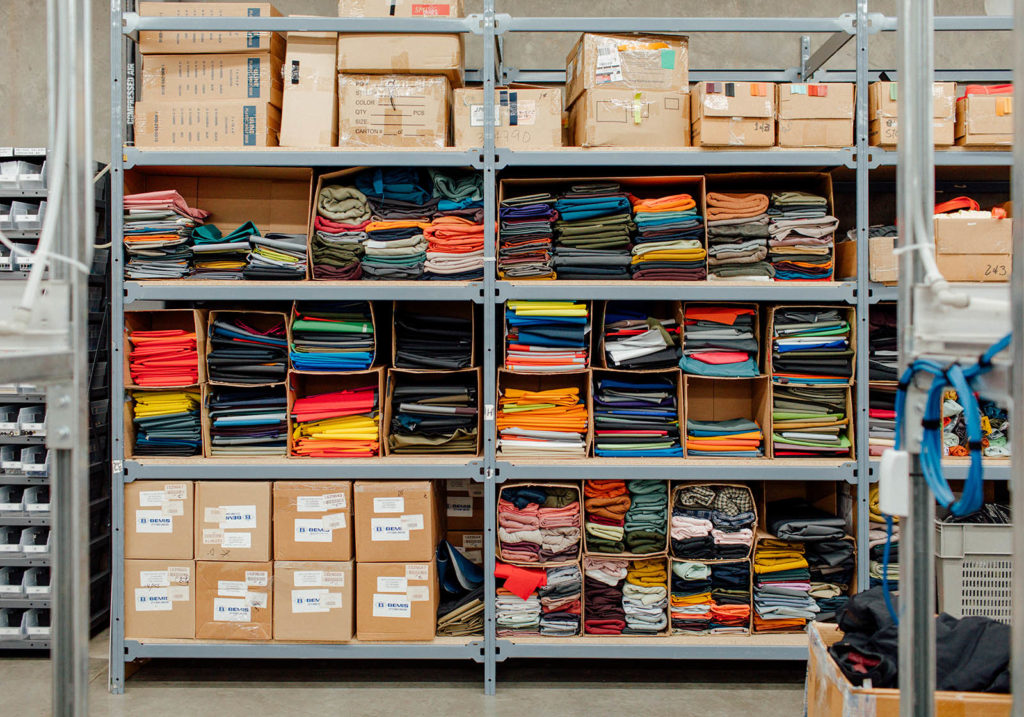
[168,566,190,584]
[446,497,474,518]
[324,571,346,587]
[408,586,430,602]
[449,479,470,492]
[134,587,172,612]
[26,585,50,595]
[0,627,19,637]
[163,483,187,500]
[513,100,537,126]
[218,580,247,598]
[296,495,325,513]
[372,594,411,619]
[294,518,332,543]
[293,570,325,587]
[377,576,407,593]
[401,514,424,531]
[161,500,184,517]
[323,492,347,510]
[246,591,268,609]
[138,490,165,507]
[405,564,429,581]
[136,509,173,534]
[220,505,257,530]
[371,517,409,541]
[468,483,484,498]
[323,593,343,609]
[213,597,250,622]
[221,532,251,549]
[204,507,225,524]
[168,586,190,602]
[373,497,404,513]
[0,585,19,594]
[139,570,169,587]
[245,571,268,587]
[470,104,503,127]
[462,534,484,549]
[291,589,328,613]
[595,44,623,84]
[322,512,347,531]
[203,528,224,545]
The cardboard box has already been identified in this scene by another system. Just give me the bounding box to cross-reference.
[273,481,353,561]
[280,31,338,147]
[767,304,855,389]
[337,74,450,148]
[287,370,384,457]
[353,481,440,562]
[833,240,858,281]
[570,88,690,148]
[565,33,689,108]
[444,483,484,532]
[692,82,776,147]
[452,87,563,149]
[934,215,1012,255]
[138,2,284,56]
[133,100,281,148]
[390,300,476,368]
[205,310,289,388]
[356,561,438,641]
[868,81,956,147]
[446,530,483,564]
[139,53,284,106]
[869,237,898,283]
[124,309,206,390]
[777,83,854,148]
[124,481,194,560]
[935,253,1011,282]
[124,559,195,639]
[338,0,463,15]
[684,376,772,458]
[495,368,593,458]
[273,560,353,642]
[955,93,1014,145]
[337,35,463,86]
[194,481,272,562]
[195,561,273,640]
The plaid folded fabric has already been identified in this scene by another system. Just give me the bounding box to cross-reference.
[713,486,754,516]
[677,486,716,508]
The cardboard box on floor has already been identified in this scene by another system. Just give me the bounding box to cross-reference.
[777,83,854,148]
[196,560,273,640]
[956,93,1014,145]
[134,99,281,148]
[273,481,353,561]
[124,481,194,560]
[287,369,385,457]
[382,368,482,457]
[565,33,689,108]
[570,88,690,148]
[273,560,353,642]
[692,82,776,147]
[280,29,338,148]
[194,481,272,562]
[124,559,196,639]
[868,81,956,147]
[353,480,441,562]
[356,561,438,640]
[139,53,284,106]
[137,2,284,56]
[452,86,563,149]
[684,376,772,459]
[337,74,451,148]
[446,530,484,564]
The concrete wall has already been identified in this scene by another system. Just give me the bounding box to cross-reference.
[0,0,1012,159]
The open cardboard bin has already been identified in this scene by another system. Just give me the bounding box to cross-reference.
[392,300,477,370]
[286,368,385,458]
[595,300,683,371]
[383,367,482,457]
[124,309,207,389]
[683,376,772,459]
[496,368,593,458]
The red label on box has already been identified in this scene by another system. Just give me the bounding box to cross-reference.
[412,4,450,16]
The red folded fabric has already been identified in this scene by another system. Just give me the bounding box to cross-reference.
[495,561,547,600]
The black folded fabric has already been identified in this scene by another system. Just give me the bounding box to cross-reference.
[207,386,288,456]
[394,307,474,369]
[767,498,847,542]
[207,314,288,384]
[388,376,479,454]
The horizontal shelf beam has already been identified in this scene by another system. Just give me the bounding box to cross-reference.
[0,639,49,650]
[871,149,1012,168]
[498,638,808,660]
[499,148,852,168]
[0,556,51,567]
[867,459,1010,482]
[497,459,857,482]
[0,597,51,609]
[496,280,857,302]
[124,280,484,304]
[0,436,46,445]
[122,14,478,34]
[123,148,480,169]
[0,476,50,485]
[124,458,485,481]
[498,16,853,33]
[0,514,50,526]
[124,639,483,661]
[0,189,47,199]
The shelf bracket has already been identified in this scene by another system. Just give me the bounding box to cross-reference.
[799,31,851,82]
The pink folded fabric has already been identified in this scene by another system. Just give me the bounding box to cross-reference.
[538,502,581,528]
[670,516,713,540]
[712,528,753,545]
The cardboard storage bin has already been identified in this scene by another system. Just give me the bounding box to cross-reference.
[382,368,481,457]
[356,561,438,641]
[139,53,284,106]
[353,480,441,563]
[503,298,594,373]
[392,300,476,369]
[683,376,772,459]
[590,368,683,461]
[273,560,353,642]
[570,89,690,148]
[289,300,380,371]
[596,300,684,370]
[496,369,593,458]
[670,482,757,561]
[868,81,956,147]
[769,384,856,461]
[338,74,451,148]
[124,309,206,389]
[280,30,339,148]
[137,2,284,56]
[124,559,195,639]
[194,481,272,562]
[776,83,854,148]
[124,481,194,560]
[195,560,273,640]
[692,82,776,147]
[565,33,689,107]
[497,481,583,567]
[286,369,385,458]
[582,555,669,637]
[767,304,856,385]
[206,310,289,387]
[453,86,563,149]
[582,477,669,559]
[956,92,1014,145]
[680,302,761,373]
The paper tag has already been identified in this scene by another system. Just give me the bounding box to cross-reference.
[323,593,343,609]
[371,517,409,541]
[138,490,166,507]
[449,479,470,492]
[401,514,424,531]
[296,495,325,513]
[408,586,430,602]
[213,597,250,622]
[136,509,173,534]
[322,512,347,531]
[218,580,248,598]
[245,571,268,587]
[163,483,187,500]
[324,571,346,587]
[462,534,483,549]
[204,507,225,524]
[165,585,187,601]
[405,564,429,581]
[372,594,411,618]
[295,518,332,542]
[595,44,623,84]
[202,528,225,545]
[139,570,169,587]
[470,104,503,127]
[220,505,257,530]
[468,483,484,498]
[135,587,172,612]
[377,576,407,593]
[168,566,190,584]
[291,589,328,613]
[323,492,347,510]
[514,99,537,126]
[446,497,474,518]
[161,500,184,517]
[221,532,252,549]
[246,591,268,609]
[293,570,325,587]
[373,497,404,513]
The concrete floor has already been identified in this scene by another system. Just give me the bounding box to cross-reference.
[0,631,807,716]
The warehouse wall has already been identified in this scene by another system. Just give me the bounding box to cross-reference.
[0,0,1012,159]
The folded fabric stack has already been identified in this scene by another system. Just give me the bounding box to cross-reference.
[498,194,556,280]
[538,564,583,636]
[583,480,630,554]
[393,307,473,369]
[705,192,773,281]
[505,300,589,372]
[771,386,851,457]
[131,390,202,456]
[671,484,756,560]
[207,314,287,384]
[244,232,307,280]
[494,561,580,637]
[602,303,680,369]
[768,191,837,281]
[191,221,259,279]
[361,220,429,280]
[807,539,855,622]
[942,391,1012,458]
[623,481,668,554]
[207,386,288,456]
[709,562,751,633]
[290,302,374,372]
[686,418,764,458]
[553,183,633,280]
[127,327,198,387]
[430,169,484,222]
[593,377,682,457]
[629,193,706,281]
[868,386,897,456]
[388,376,478,454]
[423,216,485,280]
[497,485,581,564]
[679,305,759,377]
[753,539,814,632]
[355,168,438,220]
[868,484,900,591]
[622,559,668,634]
[311,184,371,281]
[583,557,628,634]
[436,539,485,637]
[496,384,588,457]
[291,384,380,458]
[496,587,542,636]
[771,308,853,385]
[123,190,208,279]
[670,561,713,632]
[767,498,847,542]
[869,306,898,381]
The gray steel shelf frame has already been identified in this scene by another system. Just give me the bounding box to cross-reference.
[106,0,1013,697]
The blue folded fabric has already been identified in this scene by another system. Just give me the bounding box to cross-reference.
[355,168,431,205]
[679,356,760,377]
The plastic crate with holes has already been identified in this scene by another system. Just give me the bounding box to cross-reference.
[935,518,1013,624]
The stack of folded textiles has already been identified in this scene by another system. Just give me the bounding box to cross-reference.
[629,193,706,281]
[679,305,758,377]
[497,485,581,564]
[771,386,851,457]
[685,418,764,458]
[671,485,755,560]
[771,308,853,385]
[539,565,583,636]
[131,390,202,456]
[291,383,380,457]
[123,190,208,279]
[436,539,485,637]
[393,307,473,369]
[670,561,713,633]
[505,300,589,372]
[583,557,628,634]
[498,194,556,280]
[767,191,837,281]
[942,392,1012,459]
[362,220,429,280]
[592,377,682,457]
[602,303,680,369]
[430,169,484,222]
[244,232,307,280]
[494,562,580,637]
[705,192,773,281]
[553,183,633,280]
[207,314,287,384]
[388,375,478,454]
[753,539,814,632]
[709,562,751,633]
[311,184,371,280]
[868,485,899,590]
[128,326,198,387]
[496,586,541,636]
[496,383,588,457]
[583,480,630,554]
[622,559,669,634]
[868,386,897,456]
[623,481,669,554]
[289,302,374,372]
[423,216,485,280]
[191,221,258,279]
[869,306,898,381]
[207,387,288,456]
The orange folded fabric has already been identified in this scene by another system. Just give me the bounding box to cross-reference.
[364,220,431,232]
[754,616,806,632]
[630,193,696,213]
[706,192,769,221]
[684,306,755,326]
[584,480,629,499]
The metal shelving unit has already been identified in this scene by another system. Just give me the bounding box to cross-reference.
[106,0,1013,696]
